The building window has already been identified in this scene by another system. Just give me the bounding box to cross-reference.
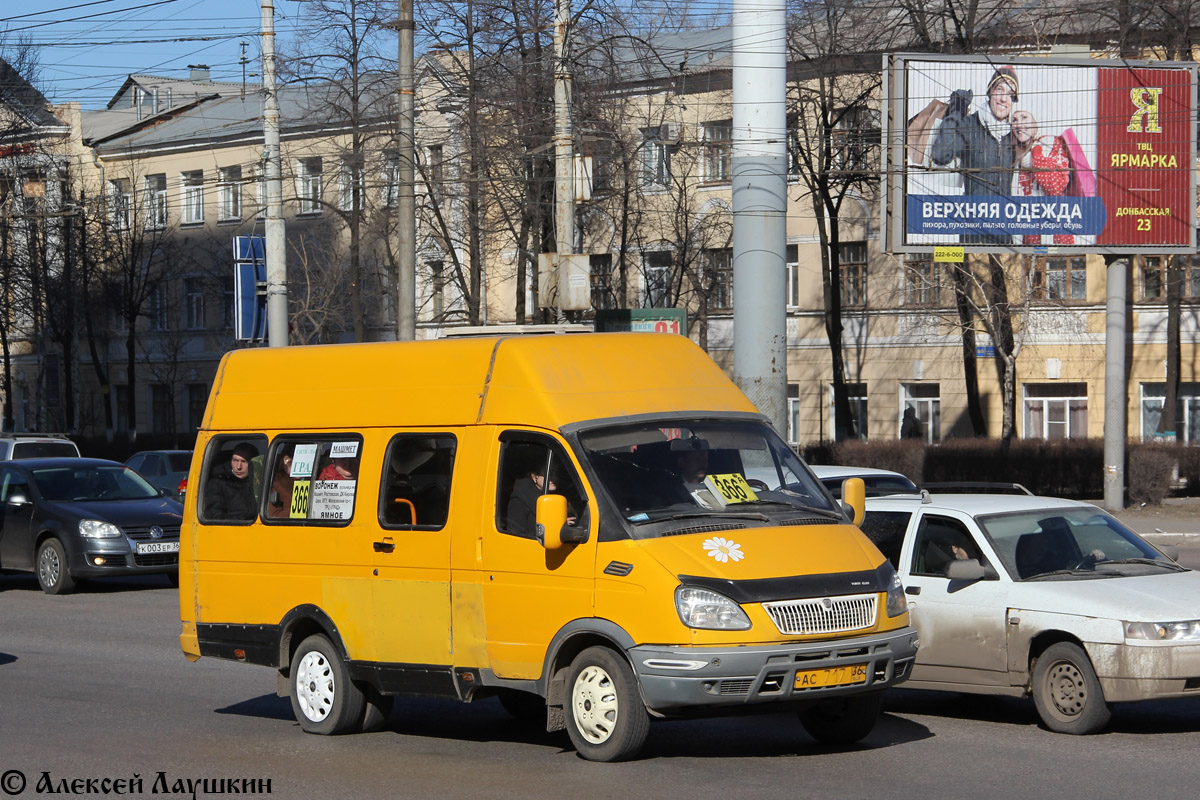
[901,383,940,443]
[186,277,205,330]
[832,106,881,172]
[1140,382,1200,443]
[829,382,868,441]
[704,248,732,310]
[150,384,172,433]
[644,250,672,307]
[1023,382,1087,439]
[702,120,731,183]
[186,383,208,431]
[638,127,671,189]
[115,385,130,433]
[839,241,867,307]
[296,157,322,215]
[590,253,613,310]
[382,152,400,207]
[143,174,167,229]
[787,384,801,445]
[222,277,235,329]
[338,159,362,212]
[786,244,801,308]
[904,255,939,306]
[108,178,131,231]
[148,283,168,331]
[181,170,204,224]
[253,162,266,219]
[1033,256,1086,301]
[218,165,242,221]
[426,260,445,319]
[1142,256,1164,300]
[1179,254,1200,298]
[425,145,443,200]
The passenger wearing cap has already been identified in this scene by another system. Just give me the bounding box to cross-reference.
[204,442,260,521]
[930,65,1021,242]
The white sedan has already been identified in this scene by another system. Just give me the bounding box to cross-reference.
[860,491,1200,734]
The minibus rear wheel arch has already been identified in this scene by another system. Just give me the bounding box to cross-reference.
[277,605,347,673]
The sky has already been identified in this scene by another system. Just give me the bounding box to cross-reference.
[2,0,285,109]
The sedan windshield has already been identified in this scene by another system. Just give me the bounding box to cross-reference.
[33,465,162,502]
[978,507,1180,580]
[578,420,838,535]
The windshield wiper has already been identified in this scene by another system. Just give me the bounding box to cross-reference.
[669,510,771,522]
[1024,569,1118,580]
[1099,557,1186,572]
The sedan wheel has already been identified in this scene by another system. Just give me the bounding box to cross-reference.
[1032,642,1111,734]
[36,539,76,595]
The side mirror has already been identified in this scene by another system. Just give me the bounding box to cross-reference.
[6,491,30,506]
[536,494,569,549]
[1157,544,1180,562]
[841,477,865,527]
[946,558,998,581]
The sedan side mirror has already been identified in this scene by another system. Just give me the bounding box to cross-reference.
[946,558,999,581]
[6,491,30,506]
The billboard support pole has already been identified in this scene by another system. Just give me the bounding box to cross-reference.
[1104,254,1128,511]
[260,0,288,347]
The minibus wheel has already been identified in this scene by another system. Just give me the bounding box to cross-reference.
[565,646,650,762]
[289,634,366,735]
[798,691,882,745]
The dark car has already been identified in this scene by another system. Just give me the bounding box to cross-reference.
[0,458,183,594]
[125,450,193,498]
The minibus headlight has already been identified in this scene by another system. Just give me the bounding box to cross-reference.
[885,567,908,617]
[79,519,122,538]
[1125,620,1200,641]
[674,586,751,630]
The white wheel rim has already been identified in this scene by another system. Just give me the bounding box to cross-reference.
[39,546,60,588]
[295,649,335,723]
[571,664,619,745]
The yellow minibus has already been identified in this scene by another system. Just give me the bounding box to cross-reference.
[179,332,917,761]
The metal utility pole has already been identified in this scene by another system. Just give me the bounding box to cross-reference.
[396,0,417,340]
[731,0,788,436]
[552,0,574,319]
[261,0,288,347]
[1104,255,1128,511]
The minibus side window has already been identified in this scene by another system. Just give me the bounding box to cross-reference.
[378,434,457,530]
[260,435,363,524]
[198,435,269,524]
[496,436,586,540]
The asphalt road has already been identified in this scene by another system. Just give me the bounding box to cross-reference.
[3,562,1200,800]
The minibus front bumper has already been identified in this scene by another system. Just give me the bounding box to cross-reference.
[628,626,919,714]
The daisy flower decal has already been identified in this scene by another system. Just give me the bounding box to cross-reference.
[703,537,745,563]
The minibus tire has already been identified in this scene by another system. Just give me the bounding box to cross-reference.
[565,646,650,762]
[798,691,882,745]
[289,634,366,735]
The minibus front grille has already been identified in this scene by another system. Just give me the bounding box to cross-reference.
[662,523,746,537]
[762,593,878,635]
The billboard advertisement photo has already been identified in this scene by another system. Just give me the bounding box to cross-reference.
[885,54,1197,253]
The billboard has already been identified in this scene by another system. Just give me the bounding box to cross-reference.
[884,54,1197,254]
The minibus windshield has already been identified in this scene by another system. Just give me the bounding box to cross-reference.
[579,420,839,530]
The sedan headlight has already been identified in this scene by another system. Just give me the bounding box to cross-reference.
[885,567,908,617]
[675,586,751,630]
[1125,620,1200,641]
[78,519,122,539]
